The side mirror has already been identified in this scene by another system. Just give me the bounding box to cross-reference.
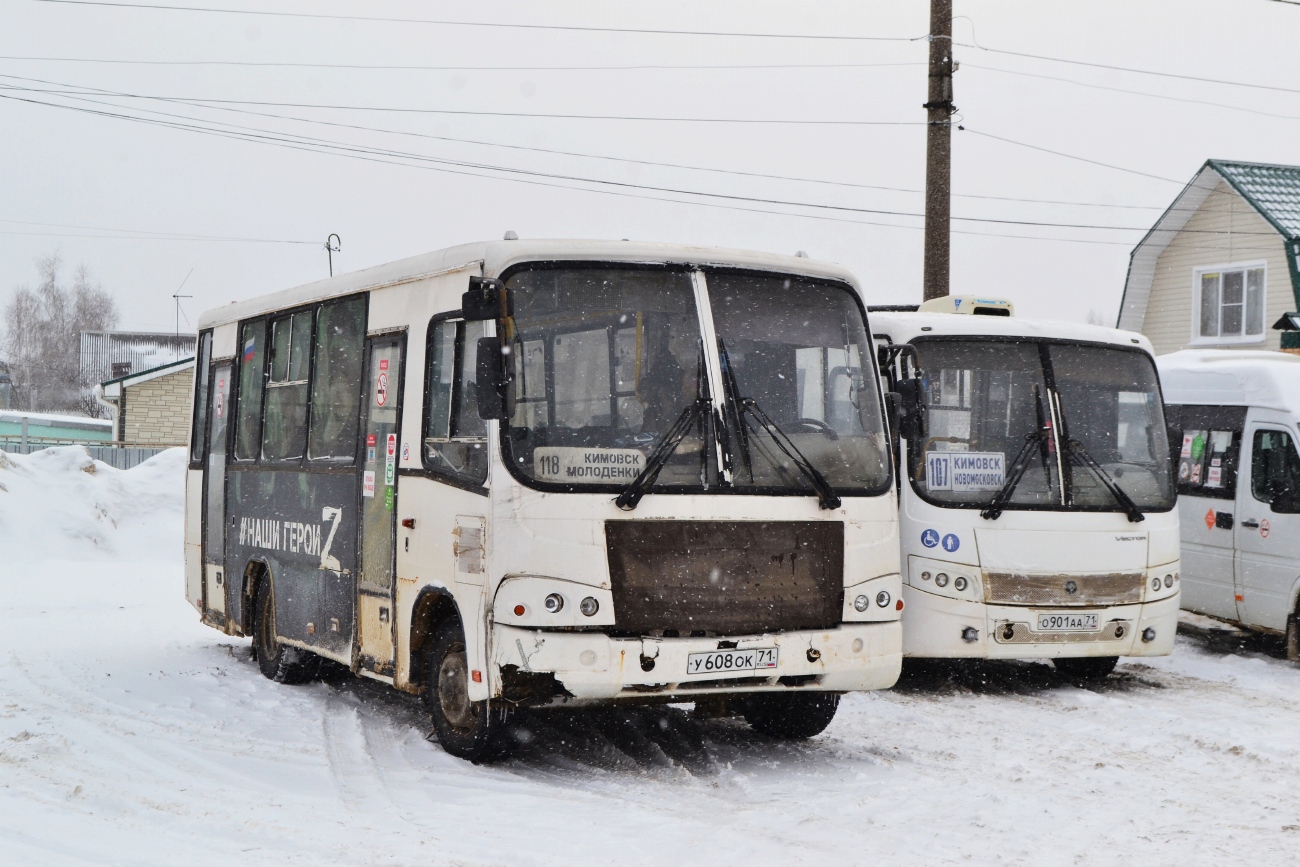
[461,276,511,321]
[884,392,902,444]
[895,379,923,439]
[475,336,508,420]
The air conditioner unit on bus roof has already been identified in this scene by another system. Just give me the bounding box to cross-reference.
[917,295,1014,317]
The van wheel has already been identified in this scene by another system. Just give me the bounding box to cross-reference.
[1052,656,1118,680]
[741,692,839,739]
[423,620,512,763]
[252,581,320,684]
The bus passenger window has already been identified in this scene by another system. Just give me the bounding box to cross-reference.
[190,330,212,465]
[424,319,488,485]
[1251,430,1300,512]
[308,297,365,461]
[262,311,313,461]
[233,321,266,461]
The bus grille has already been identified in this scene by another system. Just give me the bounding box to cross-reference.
[983,572,1143,607]
[604,520,843,637]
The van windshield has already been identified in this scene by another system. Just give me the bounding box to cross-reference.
[501,265,890,496]
[910,338,1173,512]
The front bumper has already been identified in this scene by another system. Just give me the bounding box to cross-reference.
[490,621,902,703]
[900,586,1180,659]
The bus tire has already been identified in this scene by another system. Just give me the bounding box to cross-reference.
[423,620,512,763]
[741,692,839,740]
[252,580,320,684]
[1052,656,1118,679]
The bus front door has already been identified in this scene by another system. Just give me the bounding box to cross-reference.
[356,335,404,676]
[202,363,232,627]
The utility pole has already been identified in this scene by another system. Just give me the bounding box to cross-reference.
[923,0,955,301]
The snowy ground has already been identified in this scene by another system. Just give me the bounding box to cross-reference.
[2,448,1299,866]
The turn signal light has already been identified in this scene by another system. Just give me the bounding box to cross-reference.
[513,604,526,617]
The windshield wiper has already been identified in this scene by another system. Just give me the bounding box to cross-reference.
[615,398,707,511]
[717,339,752,482]
[740,398,841,510]
[1066,440,1145,523]
[980,429,1050,520]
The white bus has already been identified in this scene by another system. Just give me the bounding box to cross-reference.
[1158,349,1300,656]
[871,297,1180,678]
[185,239,903,761]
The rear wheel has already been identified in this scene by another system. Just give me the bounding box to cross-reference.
[741,692,840,739]
[252,580,320,684]
[424,620,513,763]
[1052,656,1118,680]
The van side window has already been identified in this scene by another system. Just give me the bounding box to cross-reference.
[261,311,313,461]
[1166,404,1245,500]
[190,330,212,465]
[424,318,488,485]
[308,297,366,461]
[233,321,267,461]
[1251,429,1300,512]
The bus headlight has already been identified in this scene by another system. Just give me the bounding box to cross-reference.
[935,572,950,587]
[580,596,600,617]
[1164,574,1174,588]
[854,594,871,612]
[954,576,968,592]
[875,591,891,608]
[543,593,564,614]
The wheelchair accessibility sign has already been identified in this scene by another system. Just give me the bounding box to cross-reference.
[921,529,961,553]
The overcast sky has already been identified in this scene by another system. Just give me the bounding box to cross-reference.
[2,0,1298,337]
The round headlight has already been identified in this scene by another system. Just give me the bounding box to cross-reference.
[920,571,932,581]
[1152,577,1161,591]
[1164,574,1174,588]
[935,572,950,588]
[954,576,968,592]
[579,596,599,617]
[853,594,871,612]
[544,593,564,613]
[875,590,891,608]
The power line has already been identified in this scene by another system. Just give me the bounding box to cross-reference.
[960,127,1182,184]
[0,216,315,243]
[0,55,928,73]
[28,0,923,41]
[0,80,1182,231]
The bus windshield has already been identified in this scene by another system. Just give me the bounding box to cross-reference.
[911,338,1173,513]
[502,265,890,496]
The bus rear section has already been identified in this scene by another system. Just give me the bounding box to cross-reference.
[872,299,1180,678]
[184,241,903,761]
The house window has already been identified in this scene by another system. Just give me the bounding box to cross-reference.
[1196,264,1265,343]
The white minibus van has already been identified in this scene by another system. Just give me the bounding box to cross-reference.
[1158,349,1300,656]
[185,239,903,761]
[871,297,1180,678]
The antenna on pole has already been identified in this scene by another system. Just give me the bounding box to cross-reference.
[325,234,341,277]
[172,268,194,343]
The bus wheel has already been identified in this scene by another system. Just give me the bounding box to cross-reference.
[1052,656,1118,680]
[423,621,512,763]
[741,692,840,740]
[252,581,320,684]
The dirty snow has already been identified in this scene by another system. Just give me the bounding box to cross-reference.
[1,447,1298,866]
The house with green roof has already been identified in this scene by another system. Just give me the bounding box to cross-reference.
[1117,159,1300,354]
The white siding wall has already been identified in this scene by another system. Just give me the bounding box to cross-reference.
[1141,181,1292,355]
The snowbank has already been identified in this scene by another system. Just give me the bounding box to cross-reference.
[0,445,185,566]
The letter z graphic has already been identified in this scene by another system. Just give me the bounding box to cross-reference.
[320,506,343,572]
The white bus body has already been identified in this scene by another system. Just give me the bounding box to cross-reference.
[1158,349,1300,655]
[184,240,902,759]
[871,308,1180,675]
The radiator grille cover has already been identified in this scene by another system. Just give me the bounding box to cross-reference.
[604,520,843,636]
[983,572,1143,607]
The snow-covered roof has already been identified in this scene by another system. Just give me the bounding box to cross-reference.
[1117,159,1300,332]
[1156,348,1300,416]
[870,310,1154,354]
[196,239,859,330]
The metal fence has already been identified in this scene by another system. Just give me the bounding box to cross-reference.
[0,437,182,470]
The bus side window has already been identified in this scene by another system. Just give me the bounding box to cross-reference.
[308,297,365,461]
[424,319,488,485]
[190,330,212,465]
[261,311,313,461]
[233,321,267,461]
[1251,430,1300,512]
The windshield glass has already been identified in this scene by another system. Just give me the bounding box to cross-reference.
[707,271,890,493]
[910,338,1172,512]
[504,267,707,489]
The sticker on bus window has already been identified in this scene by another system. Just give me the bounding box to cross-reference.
[534,447,645,482]
[363,470,376,498]
[926,452,1005,492]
